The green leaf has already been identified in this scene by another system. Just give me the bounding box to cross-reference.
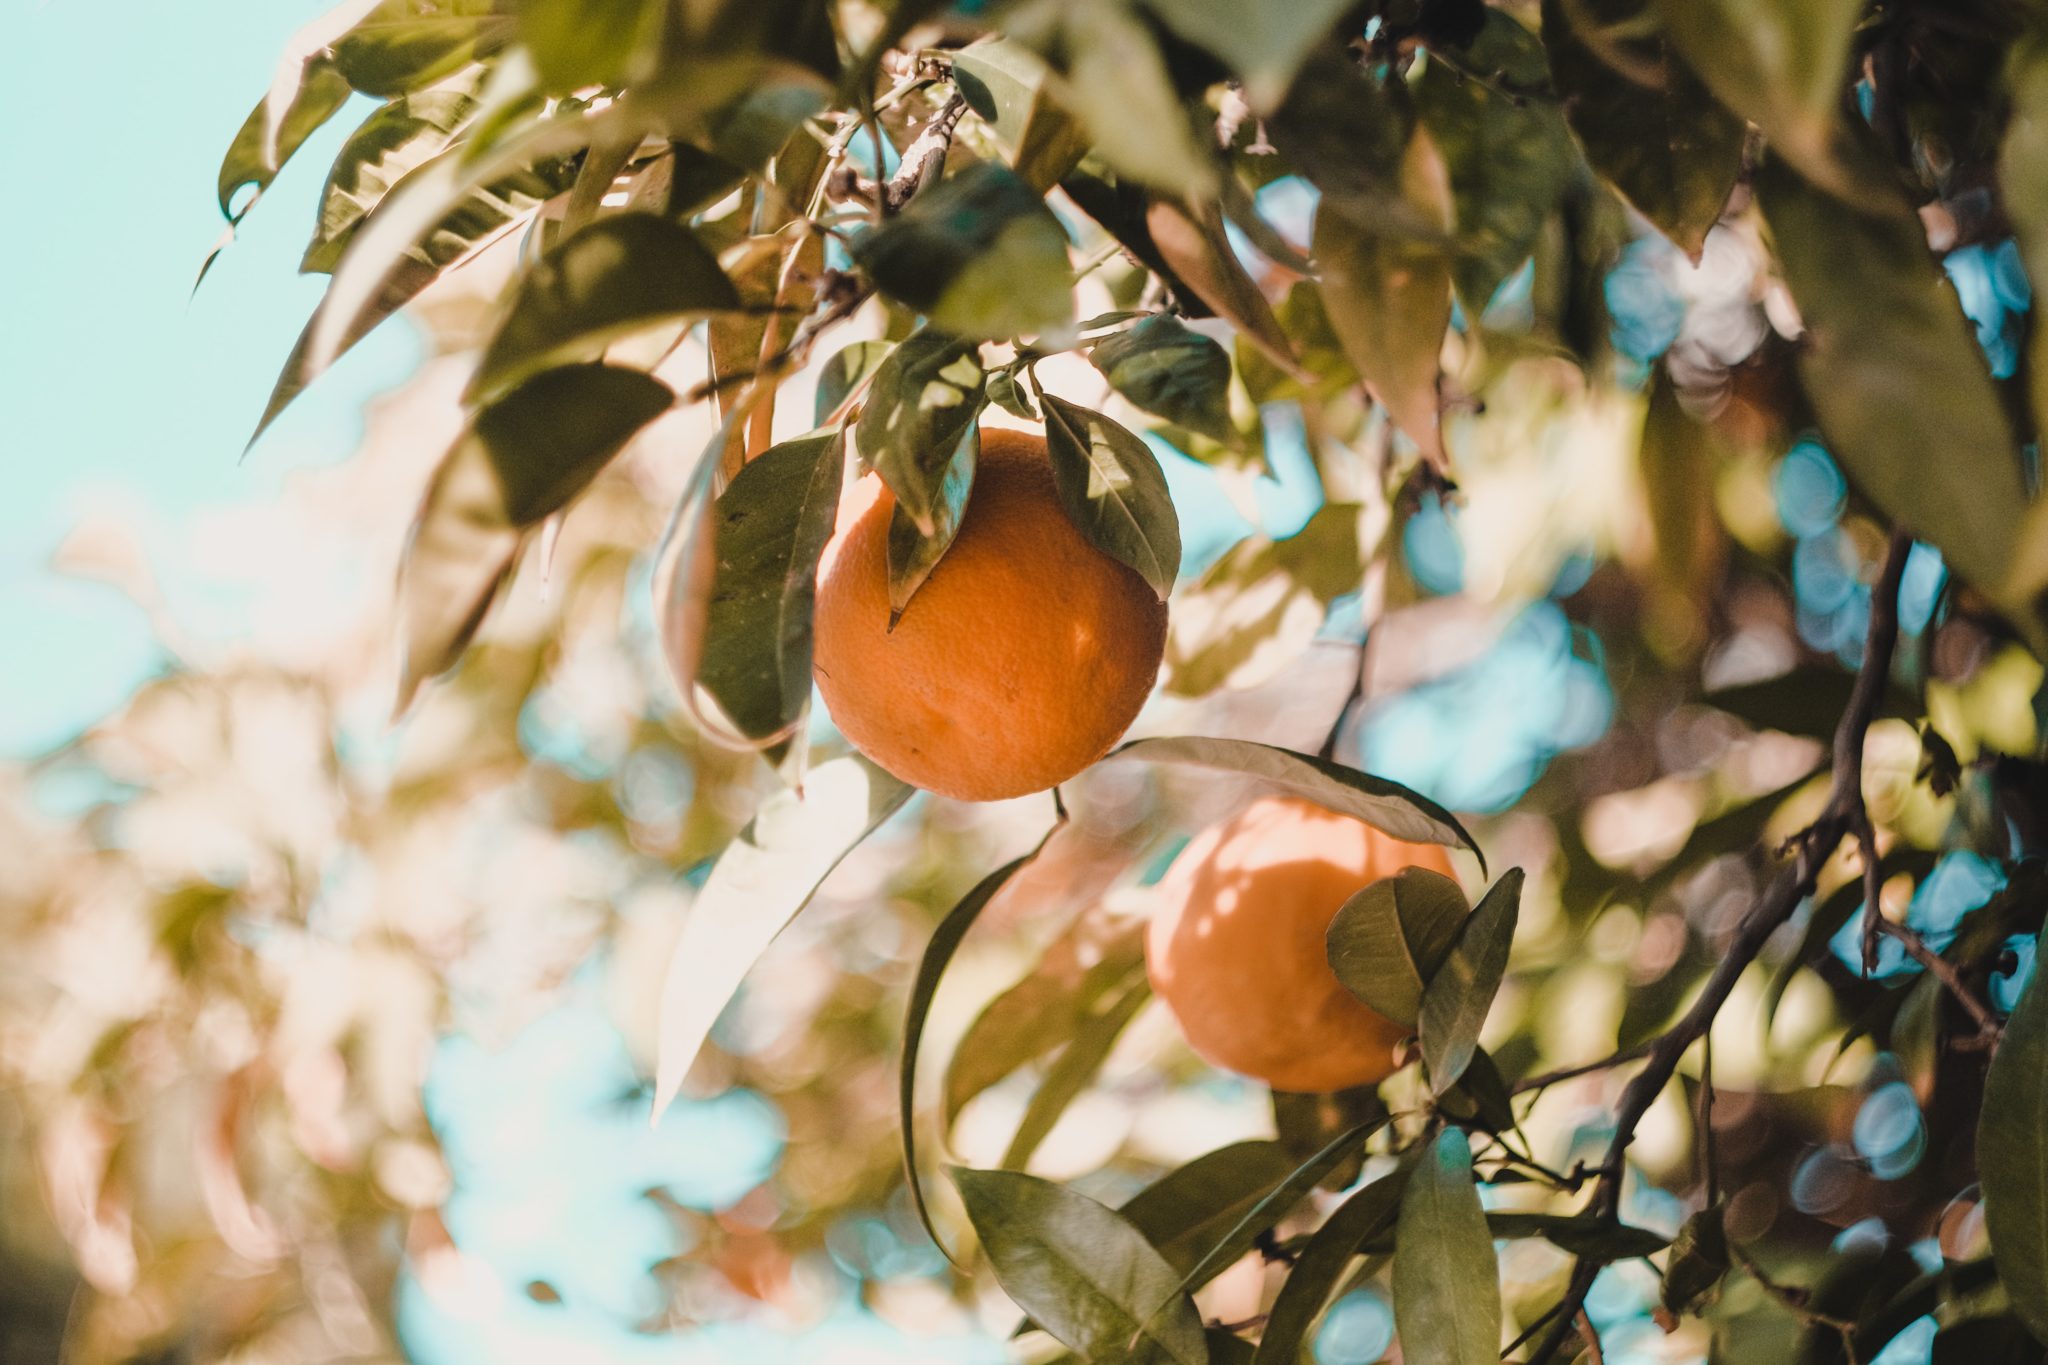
[1118,1142,1302,1275]
[1089,315,1234,445]
[517,0,664,94]
[1756,162,2039,654]
[951,1167,1210,1365]
[901,843,1050,1261]
[395,364,671,709]
[1980,921,2048,1345]
[987,367,1040,420]
[1326,868,1471,1029]
[654,756,914,1116]
[1169,1119,1385,1297]
[1113,738,1483,866]
[1040,394,1182,599]
[1486,1212,1669,1260]
[329,0,512,97]
[1392,1129,1500,1365]
[854,163,1075,342]
[1145,197,1302,377]
[302,87,478,273]
[1140,0,1358,111]
[217,59,354,222]
[1540,0,1746,260]
[1000,975,1152,1172]
[1414,12,1576,312]
[854,329,987,536]
[1206,1329,1255,1365]
[1419,868,1523,1094]
[1033,3,1215,198]
[696,430,843,742]
[1438,1046,1515,1132]
[816,340,895,424]
[1653,0,1869,204]
[1263,44,1411,230]
[475,212,739,398]
[1314,126,1454,464]
[887,425,978,621]
[1660,1204,1731,1318]
[949,38,1090,192]
[2003,28,2048,502]
[1252,1164,1411,1365]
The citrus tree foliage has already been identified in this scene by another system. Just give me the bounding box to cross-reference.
[29,0,2048,1360]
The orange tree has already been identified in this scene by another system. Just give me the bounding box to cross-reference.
[200,0,2048,1360]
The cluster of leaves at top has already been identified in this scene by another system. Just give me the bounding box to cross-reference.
[213,0,2048,1360]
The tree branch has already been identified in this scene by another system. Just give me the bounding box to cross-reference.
[1526,529,1913,1365]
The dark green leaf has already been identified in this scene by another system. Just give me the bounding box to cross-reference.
[855,163,1075,341]
[1439,1047,1515,1131]
[1757,162,2039,653]
[1413,11,1576,311]
[1486,1212,1669,1260]
[1540,0,1746,259]
[1264,44,1411,229]
[1660,1203,1730,1318]
[1980,921,2048,1345]
[696,430,843,742]
[1327,868,1472,1029]
[887,425,977,621]
[948,38,1090,192]
[854,329,987,536]
[1250,1163,1412,1365]
[1140,0,1358,111]
[952,1167,1210,1365]
[330,0,512,97]
[816,340,894,423]
[1145,197,1301,376]
[1392,1128,1500,1365]
[217,59,354,222]
[1419,868,1523,1094]
[396,364,671,709]
[475,212,739,397]
[987,368,1040,420]
[303,87,478,273]
[1113,737,1483,867]
[517,0,664,93]
[901,844,1048,1260]
[1001,976,1152,1172]
[1205,1328,1255,1365]
[1089,315,1233,445]
[1118,1142,1301,1275]
[1040,394,1181,598]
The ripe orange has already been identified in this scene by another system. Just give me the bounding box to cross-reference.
[812,427,1168,802]
[1145,796,1458,1093]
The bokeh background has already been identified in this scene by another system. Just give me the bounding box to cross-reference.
[4,5,2038,1364]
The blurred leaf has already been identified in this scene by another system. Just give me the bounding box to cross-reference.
[517,0,663,93]
[1540,0,1745,259]
[217,59,354,223]
[1238,281,1358,404]
[1206,1329,1255,1365]
[856,163,1074,341]
[329,0,512,97]
[1060,173,1208,316]
[952,1167,1210,1365]
[1932,1316,2048,1363]
[1001,975,1151,1171]
[1118,1141,1300,1275]
[987,367,1040,420]
[1439,1047,1515,1131]
[817,340,894,423]
[901,841,1051,1261]
[2004,28,2048,506]
[1116,737,1483,865]
[1264,43,1411,229]
[303,87,478,273]
[1315,127,1454,464]
[887,425,978,621]
[653,756,914,1115]
[1140,0,1356,111]
[946,916,1146,1128]
[1486,1212,1669,1259]
[1638,365,1728,589]
[1413,11,1575,312]
[1392,1128,1500,1365]
[1654,0,1869,205]
[854,329,987,536]
[696,429,843,741]
[1272,1086,1388,1181]
[1757,162,2039,653]
[476,212,739,397]
[1041,394,1181,599]
[949,38,1090,192]
[1250,1162,1413,1365]
[1419,868,1522,1094]
[396,364,671,709]
[1706,667,1858,740]
[1660,1203,1730,1318]
[1089,315,1234,445]
[1037,3,1215,198]
[1146,197,1301,376]
[1327,868,1471,1028]
[1980,920,2048,1345]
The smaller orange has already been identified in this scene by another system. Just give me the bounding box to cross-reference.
[1145,796,1459,1093]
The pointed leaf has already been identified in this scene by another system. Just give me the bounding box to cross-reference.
[887,425,978,620]
[1169,1119,1384,1297]
[952,1168,1210,1365]
[1392,1129,1500,1365]
[1118,1142,1301,1276]
[1140,0,1359,112]
[1251,1163,1413,1365]
[987,367,1040,420]
[303,87,478,273]
[1000,976,1151,1172]
[854,329,987,536]
[1046,3,1215,198]
[1041,394,1181,599]
[816,340,894,424]
[217,59,354,222]
[328,0,511,97]
[1486,1212,1670,1260]
[1146,197,1300,376]
[653,756,914,1116]
[1327,867,1472,1029]
[1111,737,1483,867]
[696,429,843,742]
[476,212,739,398]
[1089,315,1233,445]
[517,0,664,93]
[1419,868,1523,1094]
[948,38,1089,192]
[1660,1204,1731,1318]
[1980,921,2048,1344]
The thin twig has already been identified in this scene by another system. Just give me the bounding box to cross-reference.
[1726,1236,1861,1361]
[1698,1031,1718,1208]
[1527,529,1913,1365]
[1873,917,2004,1044]
[1510,1039,1657,1096]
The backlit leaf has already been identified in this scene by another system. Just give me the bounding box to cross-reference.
[816,340,894,424]
[216,59,354,223]
[1392,1128,1500,1365]
[1168,1119,1384,1297]
[1327,867,1472,1029]
[302,87,478,273]
[855,330,987,537]
[999,976,1151,1172]
[949,38,1090,192]
[1089,315,1233,445]
[329,0,512,97]
[1251,1162,1413,1365]
[1039,3,1215,198]
[1418,868,1523,1094]
[1117,1141,1300,1275]
[1041,394,1181,599]
[1980,921,2048,1344]
[517,0,664,93]
[1140,0,1359,112]
[1146,197,1301,376]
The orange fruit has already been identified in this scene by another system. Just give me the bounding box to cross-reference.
[1145,796,1458,1093]
[812,427,1168,802]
